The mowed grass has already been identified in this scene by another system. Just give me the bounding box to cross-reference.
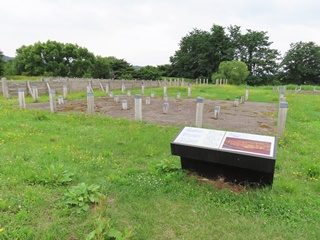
[0,84,319,239]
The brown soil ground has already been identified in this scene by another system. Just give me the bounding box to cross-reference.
[27,95,277,135]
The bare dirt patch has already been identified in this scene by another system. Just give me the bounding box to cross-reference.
[27,95,277,135]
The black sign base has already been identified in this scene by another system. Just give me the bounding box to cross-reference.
[181,157,274,186]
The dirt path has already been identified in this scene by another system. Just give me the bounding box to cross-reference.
[27,96,277,135]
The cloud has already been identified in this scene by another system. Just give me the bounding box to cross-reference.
[1,0,320,65]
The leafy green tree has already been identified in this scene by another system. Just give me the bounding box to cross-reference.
[170,25,233,79]
[0,50,4,76]
[14,41,95,77]
[228,26,280,85]
[212,61,249,85]
[280,41,320,84]
[157,64,173,77]
[105,57,135,79]
[91,56,111,79]
[135,65,162,80]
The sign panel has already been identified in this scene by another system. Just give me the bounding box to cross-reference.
[220,132,276,157]
[173,127,226,149]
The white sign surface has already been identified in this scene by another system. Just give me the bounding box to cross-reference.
[173,127,276,158]
[173,127,226,149]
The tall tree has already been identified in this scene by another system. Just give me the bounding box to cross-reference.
[170,25,233,79]
[14,41,95,77]
[280,41,320,84]
[228,26,280,85]
[135,65,162,80]
[105,57,135,79]
[91,56,111,79]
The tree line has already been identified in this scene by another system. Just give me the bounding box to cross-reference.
[1,24,320,85]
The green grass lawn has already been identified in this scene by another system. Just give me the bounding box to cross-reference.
[0,85,319,239]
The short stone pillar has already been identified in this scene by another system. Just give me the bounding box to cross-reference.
[109,92,114,98]
[214,106,220,119]
[121,100,128,110]
[105,83,110,95]
[177,92,181,99]
[1,78,9,98]
[58,95,64,104]
[134,94,142,121]
[63,85,68,99]
[146,97,151,105]
[188,85,191,98]
[240,96,244,104]
[114,95,119,103]
[163,85,167,95]
[127,90,131,96]
[163,103,169,114]
[151,91,154,98]
[49,90,57,113]
[164,94,168,102]
[245,88,249,101]
[280,87,285,98]
[122,83,125,94]
[195,97,204,128]
[234,98,239,107]
[18,88,26,109]
[278,102,288,136]
[87,92,94,115]
[141,83,145,95]
[32,86,38,102]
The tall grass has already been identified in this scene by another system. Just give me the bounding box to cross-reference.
[0,85,319,239]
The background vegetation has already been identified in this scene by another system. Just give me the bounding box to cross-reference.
[0,85,319,239]
[2,24,320,85]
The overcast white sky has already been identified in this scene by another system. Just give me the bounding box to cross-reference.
[1,0,319,66]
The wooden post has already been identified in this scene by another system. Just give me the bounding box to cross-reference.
[1,78,9,98]
[26,81,33,97]
[195,97,204,128]
[46,82,51,93]
[278,102,288,136]
[87,92,94,115]
[134,94,142,121]
[216,79,219,86]
[99,82,105,92]
[49,90,56,113]
[18,88,26,109]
